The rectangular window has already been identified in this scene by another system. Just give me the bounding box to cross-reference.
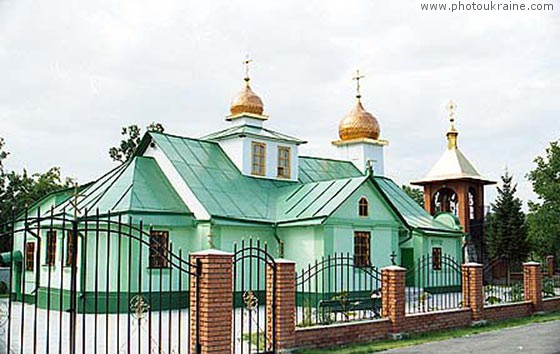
[354,231,371,267]
[149,230,169,268]
[45,231,57,266]
[432,247,442,270]
[277,146,291,178]
[25,242,35,271]
[251,142,266,176]
[66,231,75,267]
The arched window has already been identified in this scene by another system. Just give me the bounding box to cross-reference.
[432,188,458,217]
[358,197,369,217]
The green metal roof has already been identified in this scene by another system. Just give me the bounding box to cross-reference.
[149,132,283,222]
[298,156,363,183]
[144,132,460,232]
[202,124,306,144]
[56,156,190,216]
[275,176,367,223]
[371,177,461,233]
[32,130,461,236]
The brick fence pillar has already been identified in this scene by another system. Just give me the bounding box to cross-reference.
[190,249,233,354]
[267,259,296,353]
[461,263,484,321]
[382,266,406,334]
[546,256,554,277]
[523,261,542,312]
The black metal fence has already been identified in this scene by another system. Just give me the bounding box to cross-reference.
[295,253,382,327]
[232,239,276,354]
[483,257,524,305]
[0,208,200,354]
[405,254,462,314]
[542,275,560,299]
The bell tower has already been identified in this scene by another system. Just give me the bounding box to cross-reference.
[411,101,495,262]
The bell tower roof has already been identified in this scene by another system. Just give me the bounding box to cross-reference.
[411,100,495,186]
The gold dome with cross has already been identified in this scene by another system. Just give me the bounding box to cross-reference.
[338,70,380,141]
[229,57,266,117]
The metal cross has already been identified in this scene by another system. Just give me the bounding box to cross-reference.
[243,55,252,82]
[390,251,397,266]
[447,99,457,123]
[352,69,365,98]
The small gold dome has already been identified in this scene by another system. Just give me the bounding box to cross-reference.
[230,80,264,116]
[338,99,380,140]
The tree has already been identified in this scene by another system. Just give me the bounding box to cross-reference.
[109,122,165,163]
[0,139,73,251]
[527,140,560,259]
[0,140,72,223]
[402,185,424,208]
[485,170,528,264]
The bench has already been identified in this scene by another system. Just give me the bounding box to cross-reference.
[318,294,382,319]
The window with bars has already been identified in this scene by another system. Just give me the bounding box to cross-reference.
[358,197,369,217]
[354,231,371,267]
[277,146,291,178]
[66,231,75,267]
[45,231,57,266]
[149,230,169,268]
[25,242,35,271]
[432,247,442,270]
[251,142,266,176]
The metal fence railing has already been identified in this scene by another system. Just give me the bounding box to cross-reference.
[295,253,382,327]
[405,254,463,314]
[542,273,560,299]
[483,257,525,305]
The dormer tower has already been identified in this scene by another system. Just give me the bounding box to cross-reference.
[203,58,305,181]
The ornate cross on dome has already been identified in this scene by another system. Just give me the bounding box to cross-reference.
[447,99,457,124]
[352,69,365,99]
[243,55,253,84]
[446,99,459,149]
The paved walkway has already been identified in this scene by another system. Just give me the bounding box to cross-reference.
[383,320,560,354]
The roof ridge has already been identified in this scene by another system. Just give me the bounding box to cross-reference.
[149,131,221,146]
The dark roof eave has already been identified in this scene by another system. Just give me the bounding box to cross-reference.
[411,177,496,186]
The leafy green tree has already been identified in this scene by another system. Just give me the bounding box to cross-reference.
[402,185,424,208]
[527,140,560,259]
[109,122,165,163]
[485,170,528,264]
[0,139,72,251]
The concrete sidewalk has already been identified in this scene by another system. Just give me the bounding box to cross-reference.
[383,320,560,354]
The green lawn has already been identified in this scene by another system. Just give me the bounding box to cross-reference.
[296,311,560,354]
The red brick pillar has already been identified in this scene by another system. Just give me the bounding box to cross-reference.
[190,250,233,354]
[462,263,484,321]
[523,261,543,312]
[546,256,554,277]
[267,259,296,352]
[382,266,405,334]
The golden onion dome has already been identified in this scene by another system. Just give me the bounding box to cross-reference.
[230,79,264,116]
[338,98,380,140]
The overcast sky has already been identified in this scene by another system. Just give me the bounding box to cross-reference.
[0,0,558,208]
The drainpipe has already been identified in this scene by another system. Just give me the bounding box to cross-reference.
[398,228,413,246]
[273,224,284,258]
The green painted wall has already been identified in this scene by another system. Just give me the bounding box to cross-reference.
[326,181,401,269]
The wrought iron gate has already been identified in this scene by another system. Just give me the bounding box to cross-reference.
[405,253,462,314]
[0,209,200,354]
[232,239,276,354]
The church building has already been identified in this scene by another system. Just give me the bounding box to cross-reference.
[8,65,466,308]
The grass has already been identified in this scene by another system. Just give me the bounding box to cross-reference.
[295,311,560,354]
